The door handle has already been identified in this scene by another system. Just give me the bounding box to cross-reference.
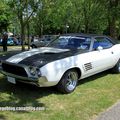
[111,51,114,54]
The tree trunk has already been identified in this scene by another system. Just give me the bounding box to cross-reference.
[21,21,25,51]
[85,20,89,33]
[83,2,89,33]
[108,0,119,38]
[19,8,25,51]
[109,16,116,38]
[27,22,30,50]
[41,23,43,36]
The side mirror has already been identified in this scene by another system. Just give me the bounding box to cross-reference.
[97,46,103,51]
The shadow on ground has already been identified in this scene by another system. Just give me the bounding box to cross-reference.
[78,70,110,85]
[0,114,6,120]
[0,71,109,113]
[0,75,58,113]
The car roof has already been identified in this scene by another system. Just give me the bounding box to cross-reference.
[60,33,108,38]
[59,33,118,44]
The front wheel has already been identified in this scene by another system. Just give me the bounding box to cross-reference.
[112,59,120,73]
[57,70,78,94]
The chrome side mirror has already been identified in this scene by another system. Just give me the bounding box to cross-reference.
[97,46,103,51]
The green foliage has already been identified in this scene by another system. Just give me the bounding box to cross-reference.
[0,0,11,33]
[1,0,120,39]
[7,0,41,50]
[30,0,120,37]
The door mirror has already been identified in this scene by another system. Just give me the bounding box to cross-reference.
[97,46,103,51]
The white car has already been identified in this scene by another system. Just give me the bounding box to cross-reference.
[0,34,120,93]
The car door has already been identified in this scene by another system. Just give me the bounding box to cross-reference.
[90,37,116,71]
[80,37,116,78]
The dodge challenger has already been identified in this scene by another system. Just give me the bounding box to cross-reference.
[0,34,120,93]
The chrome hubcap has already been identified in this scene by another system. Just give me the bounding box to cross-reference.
[66,72,78,91]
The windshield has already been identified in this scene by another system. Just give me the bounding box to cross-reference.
[48,36,91,50]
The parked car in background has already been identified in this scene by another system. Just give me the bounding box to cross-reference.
[0,37,19,46]
[0,34,120,93]
[7,37,16,45]
[30,35,58,48]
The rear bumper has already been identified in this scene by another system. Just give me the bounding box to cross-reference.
[1,70,48,87]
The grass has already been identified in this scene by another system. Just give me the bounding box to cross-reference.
[0,71,120,120]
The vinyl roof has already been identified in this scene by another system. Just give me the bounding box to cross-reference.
[61,33,108,38]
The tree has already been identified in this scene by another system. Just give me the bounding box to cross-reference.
[0,0,11,33]
[6,0,120,41]
[97,0,120,38]
[8,0,40,50]
[108,0,120,38]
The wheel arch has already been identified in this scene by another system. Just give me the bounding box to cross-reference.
[56,67,82,93]
[62,67,82,80]
[112,58,120,73]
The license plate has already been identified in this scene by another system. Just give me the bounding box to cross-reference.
[7,76,16,84]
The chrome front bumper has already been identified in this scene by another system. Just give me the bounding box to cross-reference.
[1,70,48,87]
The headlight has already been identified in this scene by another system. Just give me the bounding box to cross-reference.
[29,66,41,77]
[29,66,36,76]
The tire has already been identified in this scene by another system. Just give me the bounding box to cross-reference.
[112,59,120,73]
[57,70,78,94]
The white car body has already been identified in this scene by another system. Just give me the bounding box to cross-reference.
[0,34,120,93]
[40,44,120,87]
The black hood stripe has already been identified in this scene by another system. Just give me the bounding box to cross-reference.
[18,49,87,67]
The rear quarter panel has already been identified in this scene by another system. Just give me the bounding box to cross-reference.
[112,44,120,63]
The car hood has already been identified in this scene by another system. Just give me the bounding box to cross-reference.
[5,47,87,67]
[5,47,69,66]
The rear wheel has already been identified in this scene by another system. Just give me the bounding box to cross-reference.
[57,70,78,94]
[112,59,120,73]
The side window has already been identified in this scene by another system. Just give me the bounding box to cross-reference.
[93,37,113,50]
[68,37,91,49]
[80,38,91,50]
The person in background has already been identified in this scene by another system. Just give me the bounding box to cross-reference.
[31,35,34,43]
[2,33,8,52]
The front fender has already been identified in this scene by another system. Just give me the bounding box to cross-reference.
[40,57,79,84]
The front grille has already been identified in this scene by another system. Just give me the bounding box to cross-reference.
[2,62,28,77]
